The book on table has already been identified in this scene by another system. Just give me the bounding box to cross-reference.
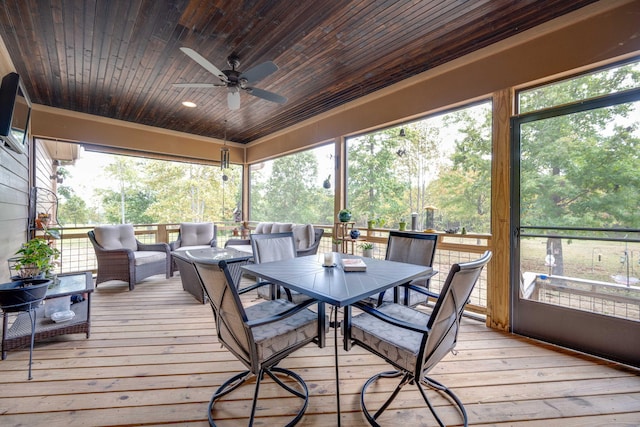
[342,258,367,272]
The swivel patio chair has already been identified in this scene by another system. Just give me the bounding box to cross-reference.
[88,224,171,291]
[191,256,325,426]
[350,250,492,426]
[363,231,438,307]
[251,232,313,303]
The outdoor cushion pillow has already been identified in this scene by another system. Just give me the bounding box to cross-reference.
[292,224,314,250]
[180,222,214,247]
[94,224,137,251]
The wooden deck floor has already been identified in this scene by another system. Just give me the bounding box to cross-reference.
[1,275,639,426]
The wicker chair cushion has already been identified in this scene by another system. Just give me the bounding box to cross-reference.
[255,222,294,234]
[244,299,319,361]
[180,222,214,247]
[94,224,137,251]
[255,222,273,233]
[133,251,168,265]
[350,302,431,373]
[292,224,314,250]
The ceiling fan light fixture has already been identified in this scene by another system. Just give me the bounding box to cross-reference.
[182,101,197,108]
[227,88,240,110]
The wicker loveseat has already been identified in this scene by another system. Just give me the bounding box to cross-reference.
[225,222,324,257]
[88,224,172,290]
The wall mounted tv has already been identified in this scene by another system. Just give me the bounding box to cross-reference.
[0,72,32,153]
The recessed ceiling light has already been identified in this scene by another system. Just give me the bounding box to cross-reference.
[182,101,197,108]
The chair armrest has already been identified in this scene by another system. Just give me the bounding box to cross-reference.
[246,298,318,328]
[138,241,171,253]
[239,280,294,302]
[225,238,250,247]
[402,283,440,299]
[352,301,430,334]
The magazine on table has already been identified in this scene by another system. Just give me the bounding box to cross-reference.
[342,258,367,272]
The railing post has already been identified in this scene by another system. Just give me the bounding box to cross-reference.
[157,224,168,243]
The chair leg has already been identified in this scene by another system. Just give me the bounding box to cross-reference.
[360,370,468,427]
[420,375,468,427]
[208,367,309,427]
[361,370,409,426]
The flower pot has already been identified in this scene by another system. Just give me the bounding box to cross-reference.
[367,220,374,230]
[0,279,50,312]
[399,222,406,231]
[362,248,373,258]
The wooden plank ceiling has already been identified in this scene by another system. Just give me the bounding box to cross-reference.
[0,0,597,144]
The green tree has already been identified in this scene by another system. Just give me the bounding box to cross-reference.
[429,105,492,233]
[517,64,640,274]
[58,194,89,226]
[347,130,407,226]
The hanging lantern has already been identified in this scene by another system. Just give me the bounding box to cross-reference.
[424,206,437,233]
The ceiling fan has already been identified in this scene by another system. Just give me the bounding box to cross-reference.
[174,47,287,110]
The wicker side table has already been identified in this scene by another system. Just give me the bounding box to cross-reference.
[1,271,93,360]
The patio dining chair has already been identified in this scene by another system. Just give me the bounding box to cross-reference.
[350,251,492,426]
[191,256,325,426]
[251,232,313,303]
[363,231,438,307]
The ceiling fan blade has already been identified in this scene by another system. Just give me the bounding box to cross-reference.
[179,47,228,83]
[172,83,225,88]
[246,87,287,104]
[240,61,278,84]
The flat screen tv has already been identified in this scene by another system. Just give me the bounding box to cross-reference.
[0,72,32,153]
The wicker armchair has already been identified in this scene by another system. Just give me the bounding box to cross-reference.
[88,225,171,291]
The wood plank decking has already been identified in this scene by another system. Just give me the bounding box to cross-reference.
[0,274,638,426]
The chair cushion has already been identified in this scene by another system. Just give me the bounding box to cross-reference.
[133,251,167,266]
[245,299,319,362]
[180,222,214,247]
[255,222,294,234]
[255,222,274,234]
[292,224,314,250]
[94,224,137,251]
[271,222,293,233]
[350,303,431,373]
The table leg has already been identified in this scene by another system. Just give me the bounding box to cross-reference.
[27,307,36,380]
[343,305,352,351]
[317,302,326,348]
[334,307,341,427]
[2,312,8,360]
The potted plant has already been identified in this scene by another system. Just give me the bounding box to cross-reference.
[12,237,60,279]
[332,238,343,252]
[367,218,375,230]
[338,209,352,222]
[359,242,374,258]
[398,217,407,231]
